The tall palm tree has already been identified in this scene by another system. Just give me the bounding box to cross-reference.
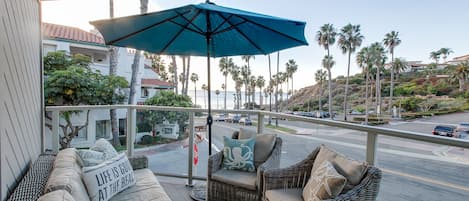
[108,0,121,146]
[383,31,401,115]
[316,23,337,119]
[128,0,148,104]
[338,24,364,120]
[439,48,453,63]
[250,75,257,109]
[451,61,469,92]
[202,84,208,109]
[314,69,327,111]
[219,57,233,112]
[357,47,371,124]
[286,59,298,108]
[257,76,266,107]
[393,58,408,80]
[241,65,251,108]
[369,42,387,115]
[242,56,255,107]
[429,51,441,64]
[190,73,199,106]
[321,55,335,119]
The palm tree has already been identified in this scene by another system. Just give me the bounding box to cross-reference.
[314,70,327,111]
[393,58,408,80]
[338,24,364,120]
[383,31,401,115]
[201,84,208,109]
[321,55,335,119]
[190,73,199,106]
[108,0,121,146]
[241,65,251,108]
[215,89,220,109]
[256,76,265,106]
[242,56,255,107]
[219,57,234,112]
[369,42,387,115]
[357,47,371,124]
[316,23,337,119]
[439,48,453,63]
[286,59,298,108]
[250,75,257,109]
[430,51,441,64]
[451,61,469,92]
[128,0,148,104]
[230,65,242,108]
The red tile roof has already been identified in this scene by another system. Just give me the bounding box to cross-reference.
[141,79,174,87]
[42,23,105,45]
[452,54,469,61]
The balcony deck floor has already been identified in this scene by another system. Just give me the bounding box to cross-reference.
[157,176,199,201]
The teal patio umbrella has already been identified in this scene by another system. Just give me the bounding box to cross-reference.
[91,1,308,155]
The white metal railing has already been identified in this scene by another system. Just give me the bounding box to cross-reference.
[45,105,469,185]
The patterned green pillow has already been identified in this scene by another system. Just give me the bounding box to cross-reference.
[222,136,256,172]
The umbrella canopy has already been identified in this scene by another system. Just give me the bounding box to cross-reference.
[90,1,308,155]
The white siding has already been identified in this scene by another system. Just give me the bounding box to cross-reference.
[0,0,42,200]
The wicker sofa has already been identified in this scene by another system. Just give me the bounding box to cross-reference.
[7,149,171,201]
[263,145,382,201]
[207,134,282,201]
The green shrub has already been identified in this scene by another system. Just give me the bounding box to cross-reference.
[141,135,152,145]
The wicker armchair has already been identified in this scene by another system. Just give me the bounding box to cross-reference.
[263,147,382,201]
[207,137,282,201]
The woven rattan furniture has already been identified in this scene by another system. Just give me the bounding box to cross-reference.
[207,137,282,201]
[263,147,382,201]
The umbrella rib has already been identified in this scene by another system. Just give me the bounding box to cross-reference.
[212,20,248,35]
[161,10,202,53]
[211,14,234,33]
[236,15,307,45]
[169,20,203,35]
[214,12,266,54]
[107,10,191,45]
[172,10,205,34]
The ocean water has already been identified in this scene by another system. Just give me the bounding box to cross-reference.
[187,90,283,109]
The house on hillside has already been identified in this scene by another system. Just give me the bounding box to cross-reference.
[448,54,469,65]
[42,23,173,147]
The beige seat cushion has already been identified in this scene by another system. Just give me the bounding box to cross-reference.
[265,188,302,201]
[212,169,257,190]
[38,190,76,201]
[54,148,83,173]
[109,169,171,201]
[238,131,277,167]
[45,167,90,201]
[312,145,367,191]
[303,161,347,201]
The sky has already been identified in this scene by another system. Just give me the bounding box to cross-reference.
[41,0,469,92]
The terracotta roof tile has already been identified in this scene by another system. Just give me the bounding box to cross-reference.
[141,79,174,87]
[42,23,105,45]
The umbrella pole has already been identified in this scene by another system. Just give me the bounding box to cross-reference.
[206,38,213,156]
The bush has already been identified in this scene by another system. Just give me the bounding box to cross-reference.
[119,136,126,145]
[141,135,152,145]
[398,97,424,112]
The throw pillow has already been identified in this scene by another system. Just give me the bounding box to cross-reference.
[222,136,256,172]
[38,190,76,201]
[303,161,347,201]
[82,153,136,201]
[91,138,118,160]
[312,145,367,192]
[78,149,105,167]
[239,128,256,139]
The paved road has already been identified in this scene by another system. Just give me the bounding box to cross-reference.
[141,112,469,201]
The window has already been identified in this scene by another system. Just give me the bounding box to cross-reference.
[95,120,110,139]
[141,88,149,98]
[119,119,127,136]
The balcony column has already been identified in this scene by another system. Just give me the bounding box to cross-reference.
[257,112,264,134]
[127,107,136,157]
[51,110,60,152]
[187,112,195,187]
[366,132,378,166]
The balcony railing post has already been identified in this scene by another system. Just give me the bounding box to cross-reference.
[257,112,264,134]
[51,110,60,152]
[366,132,378,166]
[187,112,195,187]
[126,107,136,157]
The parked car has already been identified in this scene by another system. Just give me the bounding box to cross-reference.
[239,117,252,126]
[214,114,226,122]
[232,115,241,123]
[350,110,364,115]
[455,123,469,139]
[432,125,456,137]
